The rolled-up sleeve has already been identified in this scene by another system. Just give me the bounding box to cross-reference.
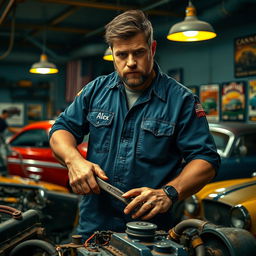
[176,94,221,173]
[49,86,90,145]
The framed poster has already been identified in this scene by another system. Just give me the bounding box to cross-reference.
[248,79,256,121]
[221,81,246,121]
[200,84,220,122]
[234,34,256,77]
[0,103,24,126]
[27,104,43,123]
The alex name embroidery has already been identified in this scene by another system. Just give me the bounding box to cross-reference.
[96,112,110,120]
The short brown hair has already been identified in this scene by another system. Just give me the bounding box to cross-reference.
[104,10,153,47]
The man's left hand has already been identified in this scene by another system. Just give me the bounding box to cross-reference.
[122,187,172,220]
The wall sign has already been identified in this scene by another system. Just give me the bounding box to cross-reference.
[200,84,220,122]
[234,34,256,77]
[221,81,246,121]
[0,103,24,126]
[249,79,256,121]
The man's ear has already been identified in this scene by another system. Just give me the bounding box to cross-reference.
[151,40,157,56]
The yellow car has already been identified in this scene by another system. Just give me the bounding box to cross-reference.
[184,175,256,236]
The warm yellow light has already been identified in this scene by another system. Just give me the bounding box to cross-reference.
[167,31,216,42]
[103,47,113,61]
[29,67,59,74]
[167,1,216,42]
[29,54,59,74]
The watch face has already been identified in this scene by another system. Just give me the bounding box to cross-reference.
[164,186,178,203]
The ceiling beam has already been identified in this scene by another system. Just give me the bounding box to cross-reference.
[2,23,92,34]
[38,0,181,17]
[0,0,16,25]
[28,6,82,36]
[50,6,81,25]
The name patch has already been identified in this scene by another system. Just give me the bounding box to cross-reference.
[96,112,110,120]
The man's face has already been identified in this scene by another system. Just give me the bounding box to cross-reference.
[112,33,156,90]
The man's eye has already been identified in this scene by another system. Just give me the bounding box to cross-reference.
[116,52,127,58]
[134,50,145,56]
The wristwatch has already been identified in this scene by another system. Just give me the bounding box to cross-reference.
[163,185,179,205]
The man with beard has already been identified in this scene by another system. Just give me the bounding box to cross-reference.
[49,10,220,239]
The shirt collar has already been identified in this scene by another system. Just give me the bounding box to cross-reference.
[106,62,168,102]
[151,62,167,102]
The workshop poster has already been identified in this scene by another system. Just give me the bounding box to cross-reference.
[0,103,24,126]
[234,34,256,77]
[221,81,246,121]
[200,84,219,122]
[248,79,256,121]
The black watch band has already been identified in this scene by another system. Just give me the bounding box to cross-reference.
[163,185,179,205]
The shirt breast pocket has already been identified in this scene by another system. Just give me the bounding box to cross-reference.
[136,119,175,162]
[87,110,114,153]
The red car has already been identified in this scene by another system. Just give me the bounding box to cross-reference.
[6,120,88,188]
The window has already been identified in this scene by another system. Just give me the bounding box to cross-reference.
[10,129,49,148]
[243,134,256,156]
[211,131,230,152]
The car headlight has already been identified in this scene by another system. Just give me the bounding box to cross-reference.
[230,205,251,230]
[184,195,199,216]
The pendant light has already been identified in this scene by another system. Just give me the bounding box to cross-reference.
[29,27,59,74]
[103,47,113,61]
[29,53,59,74]
[167,1,216,42]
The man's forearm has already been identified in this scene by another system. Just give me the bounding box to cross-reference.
[165,159,216,201]
[49,130,83,167]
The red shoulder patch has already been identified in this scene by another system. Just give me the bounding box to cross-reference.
[195,103,206,117]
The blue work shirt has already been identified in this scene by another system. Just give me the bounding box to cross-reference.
[50,63,220,238]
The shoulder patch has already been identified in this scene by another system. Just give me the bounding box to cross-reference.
[195,103,206,117]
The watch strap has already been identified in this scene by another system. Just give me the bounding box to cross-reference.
[163,185,179,205]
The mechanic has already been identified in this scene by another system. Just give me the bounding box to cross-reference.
[0,109,21,174]
[49,10,220,239]
[0,109,21,136]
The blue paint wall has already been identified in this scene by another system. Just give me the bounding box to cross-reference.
[157,23,256,86]
[0,21,255,126]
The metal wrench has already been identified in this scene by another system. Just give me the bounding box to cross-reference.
[96,176,131,205]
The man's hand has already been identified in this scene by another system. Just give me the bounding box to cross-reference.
[122,187,172,220]
[67,158,108,195]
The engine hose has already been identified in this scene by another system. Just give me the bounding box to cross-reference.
[9,239,58,256]
[168,219,210,256]
[170,219,209,239]
[195,244,205,256]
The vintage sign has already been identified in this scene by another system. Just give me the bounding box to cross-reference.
[221,81,246,121]
[248,79,256,121]
[200,84,219,122]
[234,34,256,77]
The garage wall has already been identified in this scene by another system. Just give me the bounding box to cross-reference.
[157,22,256,86]
[0,63,66,124]
[0,21,255,126]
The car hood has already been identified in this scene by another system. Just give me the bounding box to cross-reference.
[0,175,69,193]
[203,179,256,205]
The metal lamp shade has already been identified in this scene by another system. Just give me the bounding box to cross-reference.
[167,2,216,42]
[103,47,113,61]
[29,54,59,74]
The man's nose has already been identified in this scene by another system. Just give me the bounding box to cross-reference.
[127,54,136,68]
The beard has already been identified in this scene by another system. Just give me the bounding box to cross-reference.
[119,73,150,89]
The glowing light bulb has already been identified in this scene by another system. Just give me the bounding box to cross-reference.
[183,31,199,37]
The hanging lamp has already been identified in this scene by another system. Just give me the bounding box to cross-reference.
[29,53,59,74]
[103,47,113,61]
[167,1,216,42]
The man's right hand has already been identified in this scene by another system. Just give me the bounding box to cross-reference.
[67,157,108,195]
[49,130,108,195]
[67,158,108,194]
